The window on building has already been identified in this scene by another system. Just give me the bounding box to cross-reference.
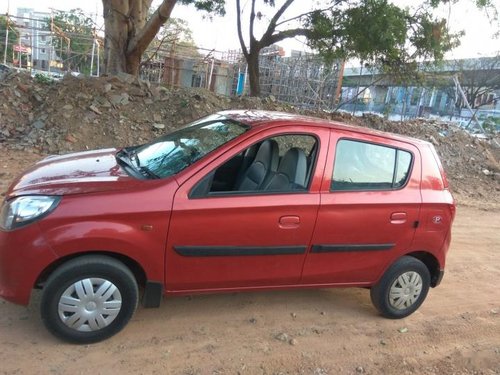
[331,139,412,191]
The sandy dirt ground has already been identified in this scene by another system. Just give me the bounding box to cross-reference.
[0,149,499,375]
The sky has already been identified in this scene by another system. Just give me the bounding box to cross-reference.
[2,0,499,61]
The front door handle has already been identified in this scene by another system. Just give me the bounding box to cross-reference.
[279,215,300,229]
[390,212,407,224]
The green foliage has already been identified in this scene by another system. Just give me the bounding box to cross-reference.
[0,16,18,63]
[179,0,226,16]
[306,0,464,81]
[34,72,55,84]
[145,17,200,62]
[482,116,500,134]
[45,9,95,74]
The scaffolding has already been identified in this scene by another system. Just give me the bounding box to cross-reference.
[2,11,344,110]
[258,54,344,110]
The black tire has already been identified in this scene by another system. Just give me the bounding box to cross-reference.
[370,256,430,319]
[41,255,139,344]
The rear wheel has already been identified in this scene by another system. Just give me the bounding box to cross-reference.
[370,256,430,319]
[41,255,139,343]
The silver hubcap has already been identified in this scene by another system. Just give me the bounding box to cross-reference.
[389,271,423,310]
[58,278,122,332]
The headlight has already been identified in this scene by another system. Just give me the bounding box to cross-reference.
[0,196,61,230]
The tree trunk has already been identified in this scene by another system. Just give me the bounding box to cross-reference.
[103,0,130,74]
[102,0,175,76]
[247,49,261,97]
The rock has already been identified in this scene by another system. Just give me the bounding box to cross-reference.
[62,104,73,111]
[398,327,408,333]
[103,83,112,93]
[153,123,165,130]
[275,332,289,342]
[65,134,77,143]
[291,313,297,318]
[109,94,124,106]
[482,169,490,176]
[17,83,30,92]
[100,99,112,108]
[356,366,364,373]
[153,114,162,122]
[116,72,136,84]
[289,338,298,346]
[249,318,257,324]
[89,105,102,115]
[32,120,45,129]
[380,339,387,345]
[109,93,130,106]
[120,93,130,105]
[428,135,438,145]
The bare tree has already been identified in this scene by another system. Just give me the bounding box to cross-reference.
[452,55,500,109]
[236,0,317,96]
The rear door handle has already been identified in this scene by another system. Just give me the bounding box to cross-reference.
[390,212,407,224]
[279,215,300,229]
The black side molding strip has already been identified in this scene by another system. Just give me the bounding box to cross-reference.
[174,245,307,257]
[311,243,395,253]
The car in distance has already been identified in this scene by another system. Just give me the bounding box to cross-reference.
[0,110,456,343]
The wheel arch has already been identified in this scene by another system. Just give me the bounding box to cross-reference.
[35,251,147,290]
[405,251,441,287]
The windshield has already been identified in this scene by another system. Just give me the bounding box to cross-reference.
[133,120,248,178]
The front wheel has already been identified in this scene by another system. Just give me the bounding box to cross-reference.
[41,255,139,344]
[370,256,431,319]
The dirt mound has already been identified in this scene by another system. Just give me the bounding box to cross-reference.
[0,71,498,204]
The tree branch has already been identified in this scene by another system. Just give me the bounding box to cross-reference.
[126,0,176,56]
[265,27,311,47]
[275,4,337,27]
[260,0,295,44]
[236,0,249,57]
[249,0,257,44]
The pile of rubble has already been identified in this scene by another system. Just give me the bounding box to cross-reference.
[0,70,498,203]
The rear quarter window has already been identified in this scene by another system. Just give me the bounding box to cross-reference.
[331,139,412,191]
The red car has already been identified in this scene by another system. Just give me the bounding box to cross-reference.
[0,111,455,343]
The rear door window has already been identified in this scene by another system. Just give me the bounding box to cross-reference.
[331,139,412,191]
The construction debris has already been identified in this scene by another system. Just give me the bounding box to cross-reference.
[0,70,498,204]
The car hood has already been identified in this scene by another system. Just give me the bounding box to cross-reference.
[6,148,144,198]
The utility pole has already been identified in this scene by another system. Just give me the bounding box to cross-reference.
[3,0,10,64]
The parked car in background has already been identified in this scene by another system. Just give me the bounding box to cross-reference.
[0,110,456,343]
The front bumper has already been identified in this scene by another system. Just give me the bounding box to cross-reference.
[0,223,58,305]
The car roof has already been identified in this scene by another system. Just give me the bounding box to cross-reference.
[219,109,430,146]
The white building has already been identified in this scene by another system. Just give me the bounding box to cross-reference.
[16,8,60,71]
